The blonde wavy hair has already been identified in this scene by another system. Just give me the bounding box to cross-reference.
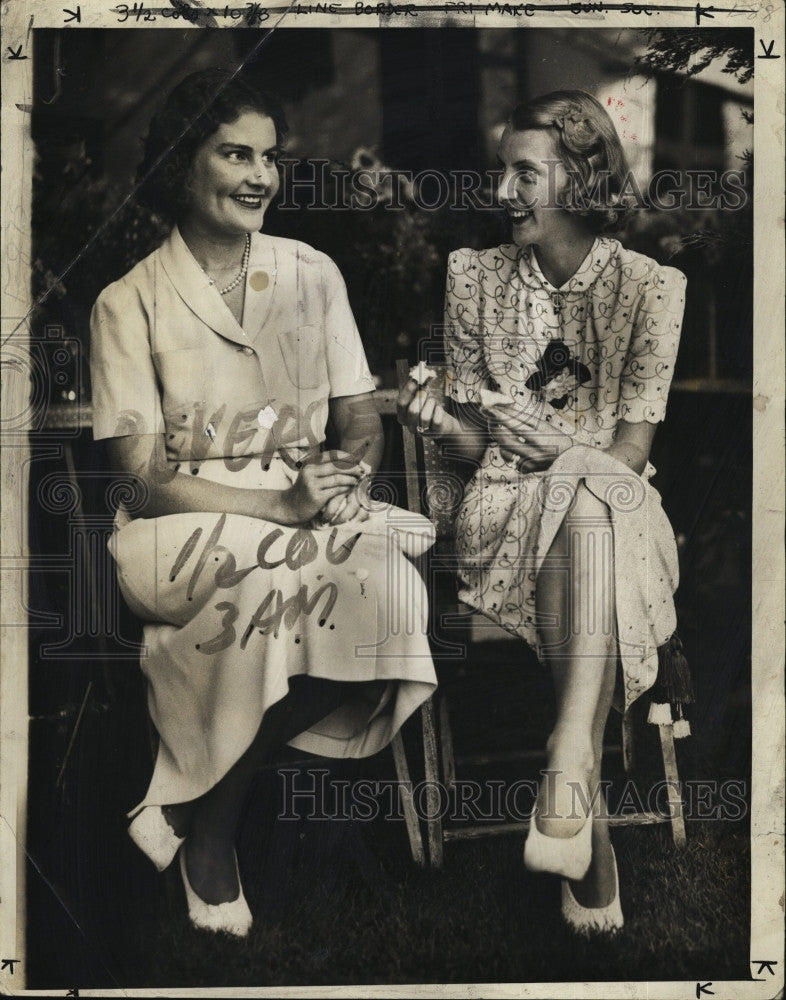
[509,90,634,233]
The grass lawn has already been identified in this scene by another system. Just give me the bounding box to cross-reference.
[27,654,752,991]
[126,816,750,989]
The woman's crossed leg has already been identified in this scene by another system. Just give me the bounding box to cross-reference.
[534,481,619,908]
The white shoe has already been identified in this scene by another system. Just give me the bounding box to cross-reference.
[179,848,253,938]
[523,802,593,881]
[128,806,184,872]
[561,845,624,936]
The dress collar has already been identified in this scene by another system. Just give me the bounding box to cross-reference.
[518,236,614,296]
[159,225,278,349]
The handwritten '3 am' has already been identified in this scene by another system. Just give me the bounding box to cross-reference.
[169,515,364,651]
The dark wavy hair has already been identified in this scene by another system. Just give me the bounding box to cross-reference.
[136,68,288,224]
[510,90,633,233]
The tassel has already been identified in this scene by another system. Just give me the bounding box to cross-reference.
[648,631,695,731]
[672,703,692,740]
[655,632,694,706]
[647,702,673,726]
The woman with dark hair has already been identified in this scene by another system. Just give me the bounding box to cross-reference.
[399,91,687,934]
[91,68,436,937]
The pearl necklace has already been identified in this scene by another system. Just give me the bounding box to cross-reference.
[205,233,251,295]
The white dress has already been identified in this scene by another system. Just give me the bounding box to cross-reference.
[90,227,437,814]
[443,236,687,710]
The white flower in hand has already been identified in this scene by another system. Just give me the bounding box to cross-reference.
[409,361,438,387]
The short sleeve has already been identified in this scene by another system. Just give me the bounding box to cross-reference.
[443,249,487,405]
[321,258,376,398]
[90,279,164,441]
[619,264,686,423]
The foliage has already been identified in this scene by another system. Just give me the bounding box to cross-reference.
[636,29,754,86]
[33,137,168,319]
[31,136,168,400]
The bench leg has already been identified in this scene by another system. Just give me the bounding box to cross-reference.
[658,723,687,847]
[621,709,635,774]
[421,698,444,868]
[390,731,425,867]
[439,694,456,793]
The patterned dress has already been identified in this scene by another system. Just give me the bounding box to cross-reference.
[444,236,687,710]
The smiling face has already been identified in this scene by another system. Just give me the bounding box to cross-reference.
[181,109,281,240]
[497,126,589,251]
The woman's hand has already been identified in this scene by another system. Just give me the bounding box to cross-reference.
[285,451,366,524]
[396,377,460,439]
[321,488,371,526]
[487,403,573,473]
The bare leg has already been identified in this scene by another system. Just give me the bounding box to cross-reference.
[534,482,618,905]
[181,677,386,905]
[567,649,618,907]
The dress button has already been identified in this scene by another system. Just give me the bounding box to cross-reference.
[243,346,254,355]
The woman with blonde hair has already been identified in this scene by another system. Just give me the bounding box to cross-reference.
[399,90,686,935]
